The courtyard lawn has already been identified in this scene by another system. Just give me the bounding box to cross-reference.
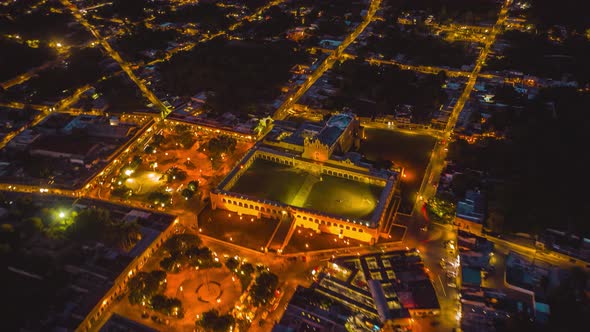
[359,128,436,213]
[229,159,308,204]
[229,159,385,220]
[303,175,383,220]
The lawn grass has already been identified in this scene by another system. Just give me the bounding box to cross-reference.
[230,158,384,219]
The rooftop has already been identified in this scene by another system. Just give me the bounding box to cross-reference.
[30,134,101,156]
[265,113,355,150]
[284,249,439,326]
[99,314,159,332]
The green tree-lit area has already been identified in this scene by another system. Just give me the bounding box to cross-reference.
[249,271,279,307]
[0,195,141,252]
[196,309,235,332]
[0,194,144,330]
[159,234,220,273]
[127,270,185,318]
[225,257,255,291]
[425,194,456,224]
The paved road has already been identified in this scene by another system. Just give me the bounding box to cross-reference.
[273,0,382,120]
[416,0,512,212]
[397,214,461,331]
[60,0,169,115]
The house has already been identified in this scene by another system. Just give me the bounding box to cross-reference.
[455,190,485,235]
[29,135,102,165]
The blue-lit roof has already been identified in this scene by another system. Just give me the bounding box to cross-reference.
[317,113,353,146]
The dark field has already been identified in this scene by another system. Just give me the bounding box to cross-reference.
[359,128,436,212]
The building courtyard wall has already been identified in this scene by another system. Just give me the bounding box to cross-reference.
[211,113,398,244]
[210,190,378,243]
[211,150,397,244]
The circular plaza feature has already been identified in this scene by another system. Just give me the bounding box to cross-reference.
[196,281,222,303]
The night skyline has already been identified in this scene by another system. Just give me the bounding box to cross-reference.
[1,1,589,331]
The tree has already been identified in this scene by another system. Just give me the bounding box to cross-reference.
[0,224,16,245]
[241,263,254,276]
[186,246,215,268]
[206,135,237,158]
[181,188,194,200]
[147,191,171,206]
[450,172,481,199]
[545,267,590,331]
[159,37,307,114]
[112,185,133,198]
[150,294,184,318]
[493,84,526,107]
[164,167,187,183]
[68,208,111,242]
[9,196,36,218]
[176,130,195,149]
[197,309,235,332]
[187,180,199,192]
[160,256,182,273]
[249,272,278,306]
[152,134,164,146]
[127,270,167,305]
[225,257,239,271]
[106,220,141,250]
[425,195,456,224]
[144,145,156,154]
[374,158,393,170]
[129,155,142,170]
[162,234,201,254]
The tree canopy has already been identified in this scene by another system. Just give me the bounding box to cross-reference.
[66,208,141,250]
[162,234,202,254]
[197,309,235,332]
[249,272,279,306]
[128,270,167,305]
[158,39,307,114]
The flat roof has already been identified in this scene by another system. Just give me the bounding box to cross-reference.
[309,250,439,324]
[317,113,353,146]
[30,135,99,156]
[462,266,482,286]
[99,314,159,332]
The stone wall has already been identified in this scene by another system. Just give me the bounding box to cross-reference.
[210,190,378,243]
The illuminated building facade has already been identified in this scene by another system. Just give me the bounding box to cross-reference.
[210,113,400,244]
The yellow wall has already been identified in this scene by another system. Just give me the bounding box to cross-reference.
[211,191,378,243]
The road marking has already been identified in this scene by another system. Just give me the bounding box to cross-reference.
[438,275,447,297]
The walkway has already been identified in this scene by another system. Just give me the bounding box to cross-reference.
[266,214,295,252]
[290,173,320,207]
